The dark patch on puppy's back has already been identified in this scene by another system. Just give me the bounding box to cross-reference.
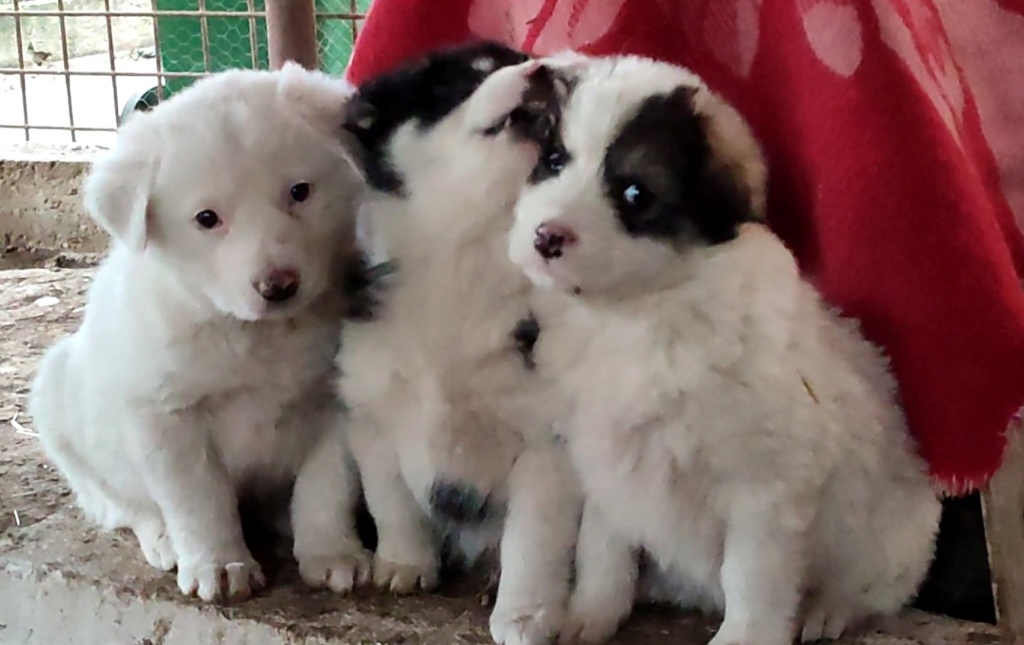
[429,480,494,526]
[341,254,396,321]
[511,312,541,370]
[342,41,530,194]
[601,86,757,245]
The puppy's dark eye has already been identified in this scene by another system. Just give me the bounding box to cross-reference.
[290,182,312,203]
[617,181,653,213]
[543,146,569,173]
[508,107,535,130]
[195,209,221,230]
[529,141,572,184]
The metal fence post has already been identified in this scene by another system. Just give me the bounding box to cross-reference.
[265,0,318,70]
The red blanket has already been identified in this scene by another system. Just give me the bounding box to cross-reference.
[345,0,1024,493]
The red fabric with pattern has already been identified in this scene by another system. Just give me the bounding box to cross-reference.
[345,0,1024,493]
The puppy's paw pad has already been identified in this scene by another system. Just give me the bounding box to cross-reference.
[298,548,373,594]
[372,555,439,595]
[134,522,176,571]
[490,606,562,645]
[177,559,265,603]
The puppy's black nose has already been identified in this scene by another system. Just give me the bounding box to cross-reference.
[534,222,577,260]
[255,268,300,303]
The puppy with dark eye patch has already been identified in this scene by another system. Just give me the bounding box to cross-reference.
[508,54,939,645]
[335,41,581,645]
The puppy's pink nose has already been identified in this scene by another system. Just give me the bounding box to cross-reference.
[534,222,577,260]
[254,268,300,303]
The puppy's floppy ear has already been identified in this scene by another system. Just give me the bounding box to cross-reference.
[688,86,768,223]
[277,61,356,137]
[656,85,766,246]
[83,118,159,253]
[340,90,378,151]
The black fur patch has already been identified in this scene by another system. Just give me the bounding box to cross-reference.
[342,41,530,195]
[504,65,563,145]
[341,254,395,321]
[429,480,493,526]
[512,313,541,370]
[601,86,757,245]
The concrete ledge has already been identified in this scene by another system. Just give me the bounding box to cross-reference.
[0,271,1003,643]
[1,509,501,645]
[0,515,1002,645]
[1,144,107,256]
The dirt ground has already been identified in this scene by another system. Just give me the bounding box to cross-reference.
[0,257,1002,644]
[0,258,716,644]
[0,258,97,536]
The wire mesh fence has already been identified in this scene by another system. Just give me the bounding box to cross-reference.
[0,0,370,145]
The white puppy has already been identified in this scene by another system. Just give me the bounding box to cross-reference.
[337,42,581,645]
[507,54,941,645]
[29,65,371,603]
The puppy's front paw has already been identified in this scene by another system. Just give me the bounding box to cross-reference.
[372,554,439,595]
[177,558,266,603]
[132,519,176,571]
[800,604,850,642]
[557,579,632,643]
[298,547,373,594]
[490,603,563,645]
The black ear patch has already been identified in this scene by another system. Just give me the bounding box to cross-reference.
[601,86,757,245]
[342,41,530,195]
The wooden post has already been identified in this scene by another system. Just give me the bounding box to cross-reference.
[265,0,318,70]
[981,425,1024,645]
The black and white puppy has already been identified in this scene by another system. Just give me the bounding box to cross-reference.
[508,54,940,645]
[337,42,581,645]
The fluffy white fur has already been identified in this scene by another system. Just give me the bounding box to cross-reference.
[338,60,581,645]
[29,64,370,603]
[508,55,941,645]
